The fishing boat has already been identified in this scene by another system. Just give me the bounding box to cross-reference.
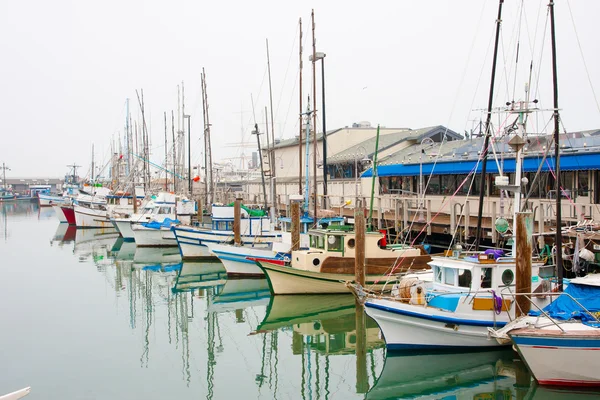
[38,192,70,207]
[206,242,287,277]
[0,387,31,400]
[131,218,180,247]
[172,203,280,260]
[256,227,431,295]
[493,274,600,387]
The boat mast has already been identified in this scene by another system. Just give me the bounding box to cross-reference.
[368,125,381,231]
[91,143,95,183]
[164,111,168,191]
[549,0,563,290]
[251,94,268,211]
[298,18,303,195]
[266,39,278,219]
[202,68,214,209]
[311,9,318,222]
[1,162,8,189]
[474,0,504,251]
[304,98,311,215]
[172,110,176,193]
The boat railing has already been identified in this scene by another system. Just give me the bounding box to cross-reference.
[498,290,600,331]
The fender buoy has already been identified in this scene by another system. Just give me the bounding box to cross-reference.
[136,200,142,207]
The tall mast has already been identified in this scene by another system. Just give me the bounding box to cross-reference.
[91,143,95,183]
[201,72,208,208]
[266,38,278,218]
[549,0,563,290]
[265,106,274,221]
[203,68,214,208]
[311,9,318,221]
[164,111,168,191]
[474,0,504,250]
[125,98,131,175]
[298,18,303,195]
[172,111,176,193]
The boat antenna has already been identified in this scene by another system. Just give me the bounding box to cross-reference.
[474,0,504,251]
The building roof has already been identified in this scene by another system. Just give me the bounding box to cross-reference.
[327,126,462,164]
[2,178,63,185]
[363,128,600,177]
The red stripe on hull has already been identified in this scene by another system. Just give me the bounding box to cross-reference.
[537,379,600,387]
[61,206,76,225]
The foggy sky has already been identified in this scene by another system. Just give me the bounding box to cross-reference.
[1,0,599,178]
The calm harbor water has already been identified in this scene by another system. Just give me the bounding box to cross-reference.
[1,202,599,399]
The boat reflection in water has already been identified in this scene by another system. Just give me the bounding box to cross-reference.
[367,349,516,400]
[209,278,270,313]
[50,224,76,246]
[172,262,227,293]
[133,246,182,266]
[73,227,120,263]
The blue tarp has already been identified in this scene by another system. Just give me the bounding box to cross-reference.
[362,153,600,177]
[143,218,180,230]
[530,283,600,326]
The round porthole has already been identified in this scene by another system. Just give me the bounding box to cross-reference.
[501,269,514,285]
[347,238,356,249]
[313,322,321,330]
[312,258,320,266]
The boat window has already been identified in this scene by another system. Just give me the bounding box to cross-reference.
[481,267,492,288]
[458,269,472,288]
[347,238,355,249]
[444,268,456,286]
[327,235,343,252]
[434,266,442,283]
[158,207,171,214]
[310,235,325,249]
[217,221,227,231]
[501,269,514,285]
[128,198,133,205]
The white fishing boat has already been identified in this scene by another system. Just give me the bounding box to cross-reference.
[173,204,280,260]
[493,274,600,387]
[256,228,430,295]
[205,242,287,277]
[52,204,68,223]
[131,218,179,247]
[0,387,31,400]
[38,192,69,207]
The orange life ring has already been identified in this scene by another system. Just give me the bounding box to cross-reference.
[136,199,142,207]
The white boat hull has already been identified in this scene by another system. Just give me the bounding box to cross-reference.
[112,219,135,241]
[207,243,284,276]
[52,205,67,223]
[258,261,386,295]
[0,387,31,400]
[74,204,111,228]
[364,298,509,350]
[511,330,600,387]
[39,194,68,207]
[173,226,278,260]
[132,226,177,247]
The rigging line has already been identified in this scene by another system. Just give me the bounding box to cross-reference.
[566,0,600,116]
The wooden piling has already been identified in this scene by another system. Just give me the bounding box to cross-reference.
[516,212,533,317]
[197,198,202,223]
[355,199,365,286]
[291,200,301,251]
[233,197,242,246]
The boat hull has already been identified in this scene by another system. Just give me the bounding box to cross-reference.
[52,205,67,223]
[207,243,285,277]
[510,330,600,387]
[74,204,111,228]
[173,226,278,261]
[257,260,387,295]
[364,298,508,350]
[60,205,76,225]
[0,386,31,400]
[112,219,135,241]
[132,226,177,247]
[39,194,68,207]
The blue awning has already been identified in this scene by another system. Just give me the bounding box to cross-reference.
[362,152,600,178]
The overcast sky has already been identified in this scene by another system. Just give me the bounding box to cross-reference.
[1,0,599,178]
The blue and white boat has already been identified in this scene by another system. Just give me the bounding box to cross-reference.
[497,274,600,387]
[172,204,280,260]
